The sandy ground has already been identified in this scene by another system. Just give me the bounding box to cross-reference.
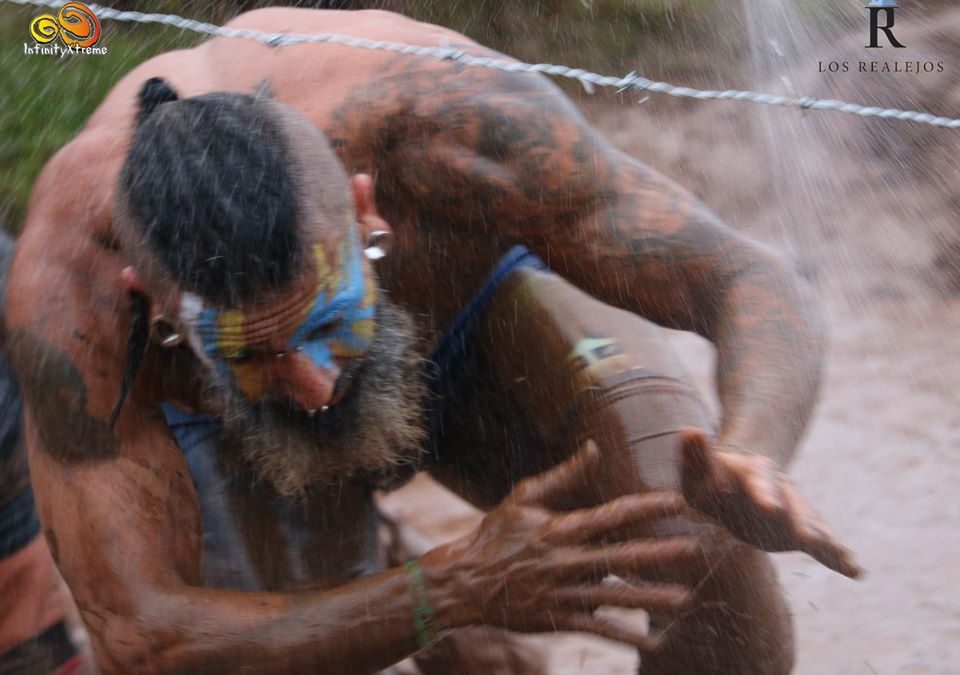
[383,5,960,674]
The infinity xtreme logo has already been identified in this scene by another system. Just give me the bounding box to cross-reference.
[25,2,106,55]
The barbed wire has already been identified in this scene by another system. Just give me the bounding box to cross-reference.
[8,0,960,130]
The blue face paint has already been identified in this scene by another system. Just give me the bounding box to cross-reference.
[286,228,377,371]
[184,227,378,401]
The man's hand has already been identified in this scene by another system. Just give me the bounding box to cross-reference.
[429,441,701,651]
[678,428,862,579]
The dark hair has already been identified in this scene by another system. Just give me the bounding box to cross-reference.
[111,78,306,427]
[119,77,303,307]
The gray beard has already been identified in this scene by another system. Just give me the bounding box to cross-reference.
[212,300,427,499]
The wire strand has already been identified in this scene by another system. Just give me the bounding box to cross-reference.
[8,0,960,130]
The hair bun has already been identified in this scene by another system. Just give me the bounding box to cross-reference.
[137,77,179,123]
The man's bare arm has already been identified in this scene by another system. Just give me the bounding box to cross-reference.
[549,166,825,468]
[388,69,824,468]
[7,320,432,674]
[382,69,861,576]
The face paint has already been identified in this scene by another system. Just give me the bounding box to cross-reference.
[287,228,378,368]
[179,226,378,401]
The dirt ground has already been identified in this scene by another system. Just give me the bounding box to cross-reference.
[383,6,960,674]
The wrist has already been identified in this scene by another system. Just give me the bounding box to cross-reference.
[417,543,480,630]
[404,559,441,649]
[720,422,798,467]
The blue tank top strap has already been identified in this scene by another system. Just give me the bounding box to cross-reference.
[424,245,549,460]
[160,403,224,470]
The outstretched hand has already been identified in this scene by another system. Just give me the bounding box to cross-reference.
[439,441,701,652]
[678,428,862,579]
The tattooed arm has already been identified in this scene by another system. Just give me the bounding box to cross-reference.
[387,70,863,579]
[395,69,824,468]
[555,165,825,468]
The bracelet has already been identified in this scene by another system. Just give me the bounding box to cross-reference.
[404,558,440,649]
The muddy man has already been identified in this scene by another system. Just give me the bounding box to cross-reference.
[5,7,859,675]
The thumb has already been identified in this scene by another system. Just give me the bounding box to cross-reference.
[678,427,715,493]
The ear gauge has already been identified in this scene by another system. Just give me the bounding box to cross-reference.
[150,315,184,347]
[363,230,393,261]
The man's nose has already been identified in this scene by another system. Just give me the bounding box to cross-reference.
[262,350,340,412]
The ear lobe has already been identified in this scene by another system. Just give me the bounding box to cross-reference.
[120,266,146,295]
[351,174,377,218]
[121,266,186,347]
[150,315,185,347]
[351,174,393,259]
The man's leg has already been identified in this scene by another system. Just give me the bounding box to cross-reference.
[574,428,794,675]
[531,272,795,674]
[430,268,795,674]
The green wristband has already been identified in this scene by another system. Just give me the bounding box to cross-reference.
[405,558,439,649]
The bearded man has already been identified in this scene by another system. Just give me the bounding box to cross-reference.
[5,7,858,675]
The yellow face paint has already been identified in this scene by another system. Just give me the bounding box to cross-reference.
[191,227,377,401]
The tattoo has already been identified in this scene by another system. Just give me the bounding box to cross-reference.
[327,55,821,461]
[326,59,616,331]
[7,329,118,462]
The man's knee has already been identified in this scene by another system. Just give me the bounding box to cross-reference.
[640,543,794,675]
[597,429,794,674]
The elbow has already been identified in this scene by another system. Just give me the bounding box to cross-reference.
[733,246,828,345]
[765,249,829,353]
[709,245,830,390]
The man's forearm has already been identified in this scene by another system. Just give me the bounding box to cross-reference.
[104,553,470,675]
[555,162,828,468]
[711,254,826,467]
[544,175,826,468]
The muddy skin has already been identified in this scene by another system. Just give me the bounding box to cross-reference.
[5,7,858,675]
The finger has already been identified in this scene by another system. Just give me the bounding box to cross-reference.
[546,493,688,544]
[780,475,822,543]
[783,483,864,579]
[554,580,694,616]
[554,613,665,652]
[557,537,703,579]
[509,440,600,507]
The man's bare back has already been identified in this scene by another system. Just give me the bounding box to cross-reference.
[5,8,858,674]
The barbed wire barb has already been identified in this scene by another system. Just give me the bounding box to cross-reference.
[8,0,960,130]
